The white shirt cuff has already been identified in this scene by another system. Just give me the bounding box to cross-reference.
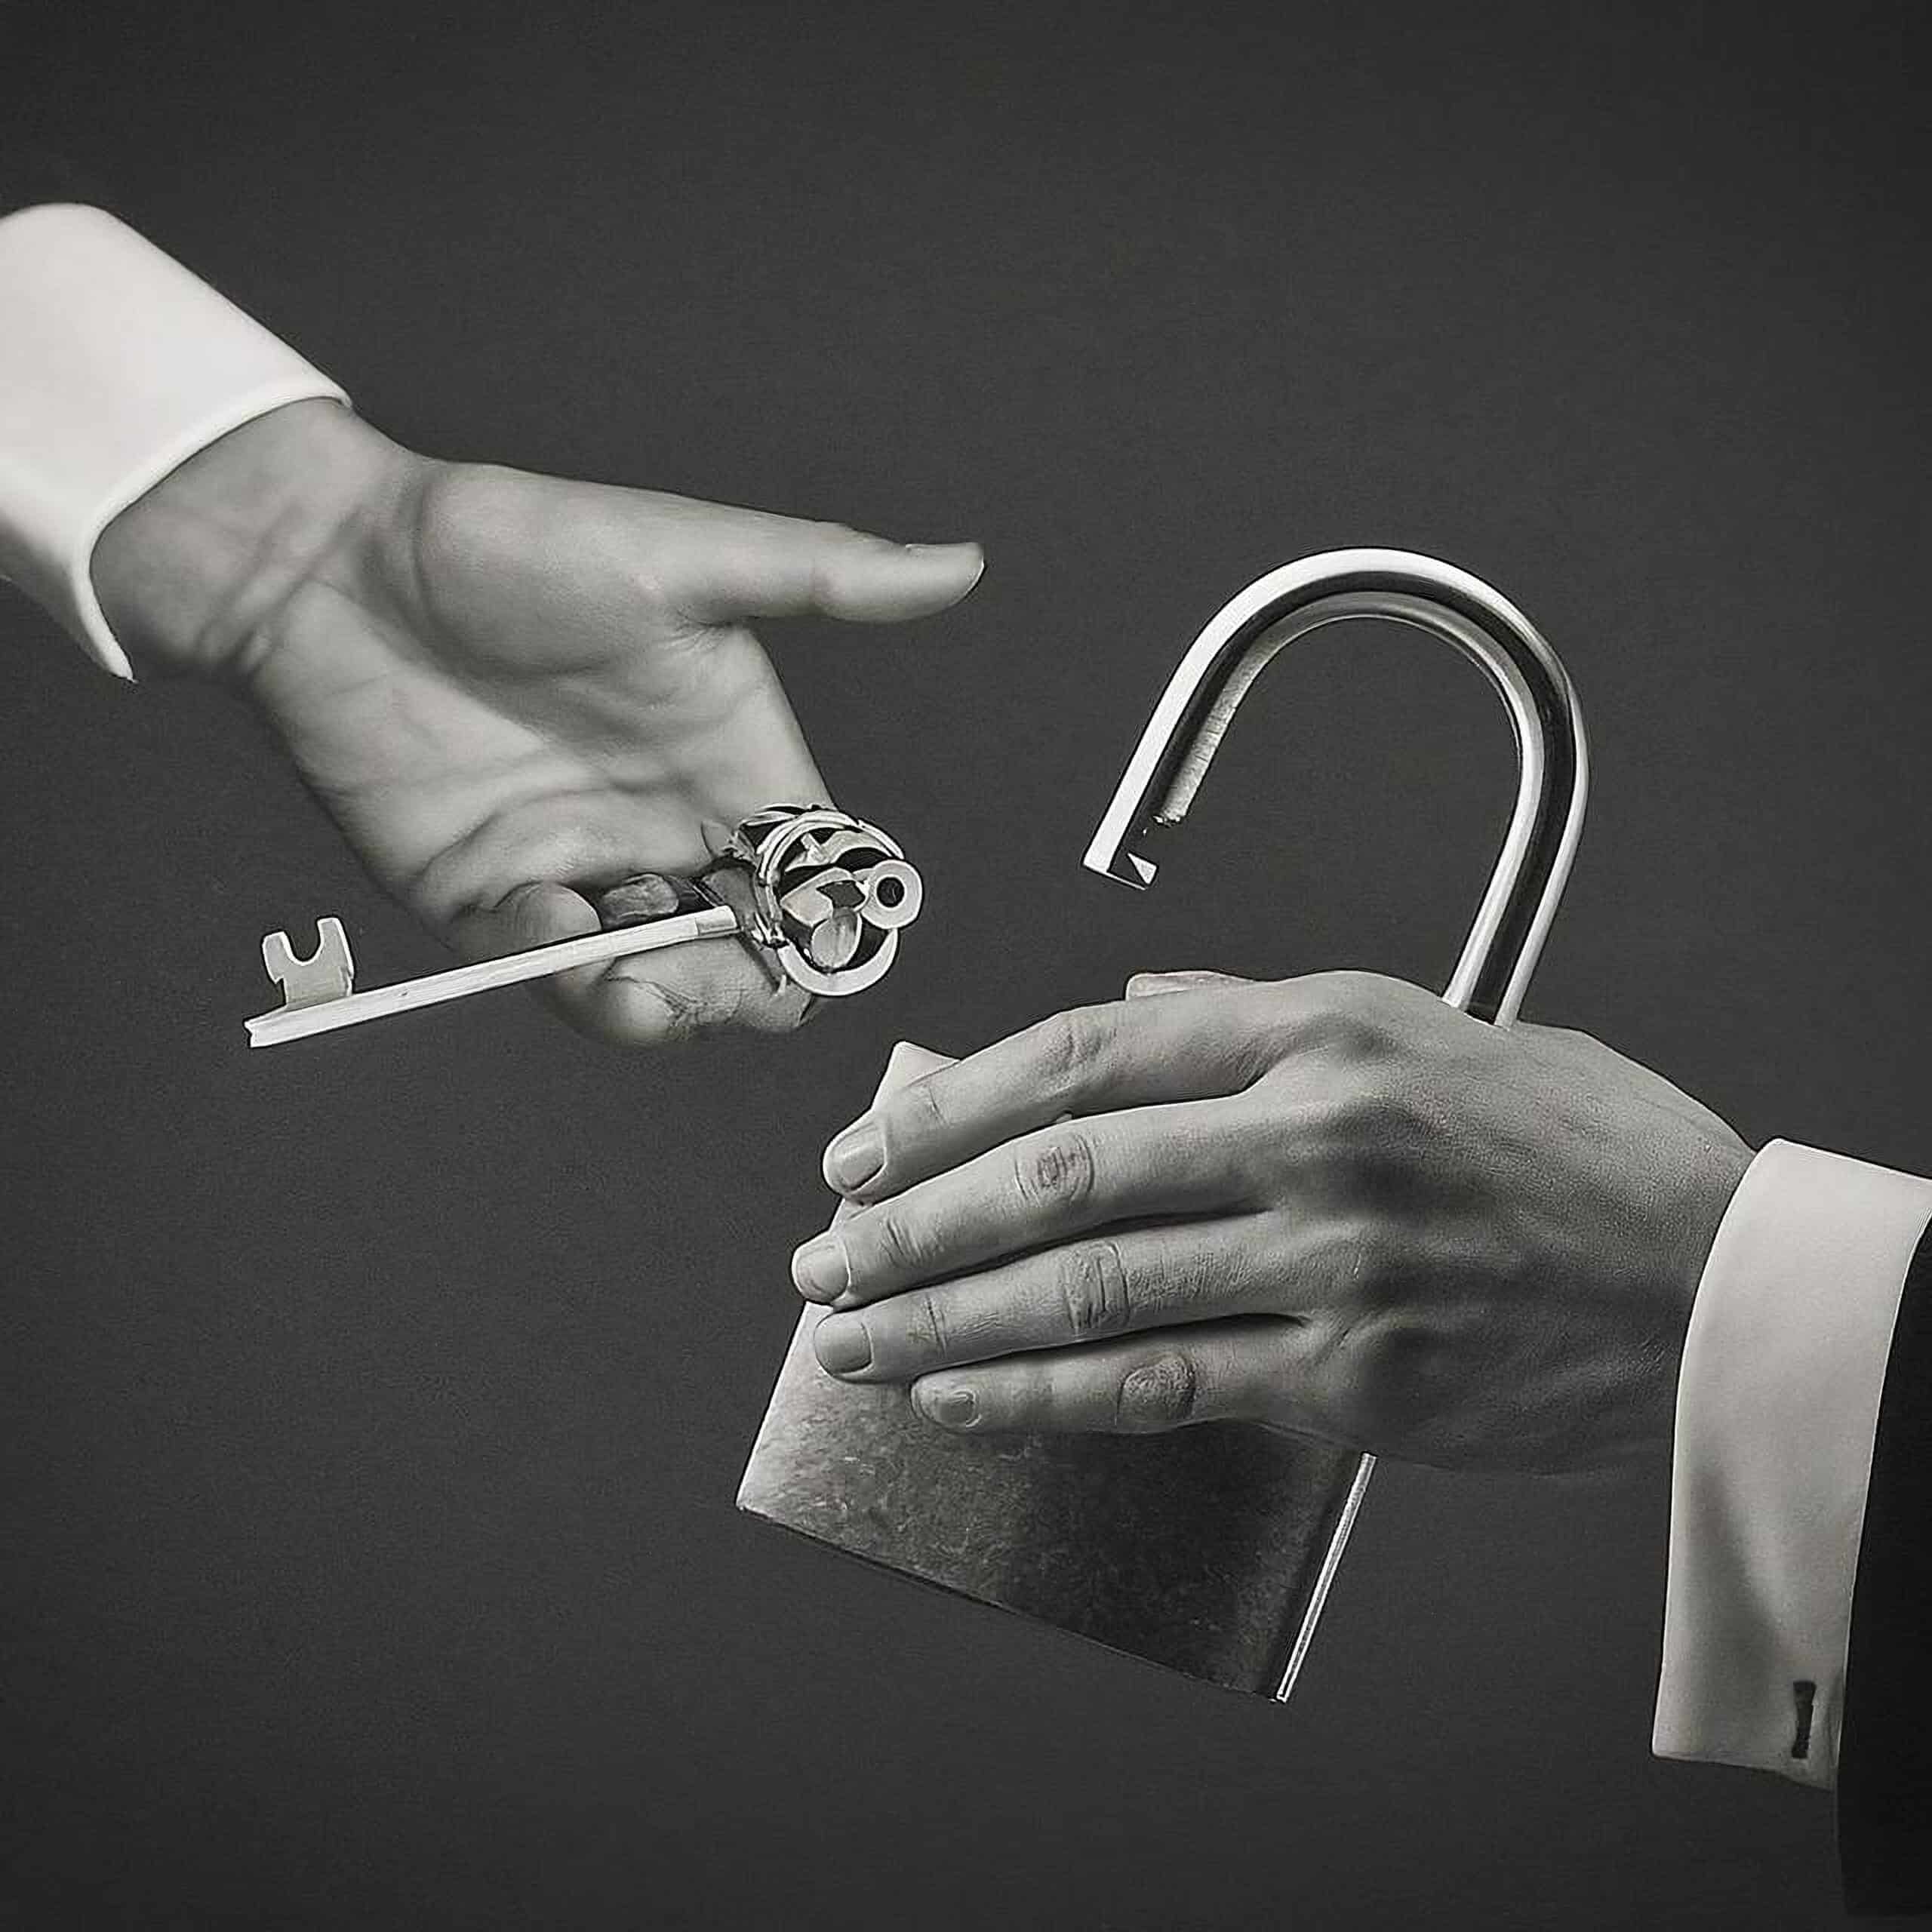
[0,205,346,678]
[1654,1140,1932,1786]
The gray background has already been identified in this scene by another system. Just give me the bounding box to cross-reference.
[4,1,1928,1925]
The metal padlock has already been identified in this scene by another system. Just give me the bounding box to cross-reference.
[740,549,1588,1700]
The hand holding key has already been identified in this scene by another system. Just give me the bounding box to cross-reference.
[92,401,980,1048]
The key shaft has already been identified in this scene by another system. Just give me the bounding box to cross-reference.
[246,905,740,1048]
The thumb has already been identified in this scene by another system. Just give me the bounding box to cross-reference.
[652,497,984,625]
[1125,969,1251,999]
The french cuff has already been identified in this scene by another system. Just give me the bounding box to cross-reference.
[1654,1140,1932,1786]
[0,204,348,679]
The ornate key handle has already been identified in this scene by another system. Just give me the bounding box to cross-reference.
[248,804,923,1047]
[1081,547,1589,1699]
[696,806,924,998]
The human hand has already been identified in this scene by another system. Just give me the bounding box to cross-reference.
[792,971,1752,1472]
[93,400,981,1043]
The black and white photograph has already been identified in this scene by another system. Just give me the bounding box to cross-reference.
[2,2,1928,1924]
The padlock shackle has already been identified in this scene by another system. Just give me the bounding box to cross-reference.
[1082,549,1589,1026]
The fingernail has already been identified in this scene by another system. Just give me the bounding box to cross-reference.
[824,1119,884,1192]
[904,542,986,585]
[918,1384,979,1429]
[1127,969,1223,997]
[791,1235,851,1303]
[814,1314,873,1376]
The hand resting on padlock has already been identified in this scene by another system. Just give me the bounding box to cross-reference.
[789,968,1752,1472]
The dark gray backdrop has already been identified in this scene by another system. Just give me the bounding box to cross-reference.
[4,2,1928,1925]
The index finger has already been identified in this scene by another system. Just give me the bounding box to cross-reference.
[644,497,985,625]
[819,983,1282,1202]
[795,1097,1252,1308]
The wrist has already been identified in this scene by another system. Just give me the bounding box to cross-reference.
[1662,1124,1755,1387]
[91,398,423,681]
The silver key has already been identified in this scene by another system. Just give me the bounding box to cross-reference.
[244,806,922,1048]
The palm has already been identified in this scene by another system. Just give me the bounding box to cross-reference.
[245,460,979,1043]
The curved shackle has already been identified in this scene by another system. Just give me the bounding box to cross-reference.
[1082,549,1589,1026]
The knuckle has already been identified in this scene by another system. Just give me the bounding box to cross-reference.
[903,1074,948,1135]
[1313,968,1380,1001]
[1308,1066,1435,1186]
[1114,1352,1201,1432]
[1311,1319,1379,1440]
[801,521,863,605]
[1341,1222,1405,1309]
[1301,971,1406,1059]
[1015,1129,1098,1214]
[1035,1004,1112,1094]
[1330,1315,1439,1443]
[1057,1241,1133,1339]
[901,1291,951,1363]
[1174,1241,1240,1315]
[1007,1359,1058,1426]
[869,1207,934,1278]
[1324,1064,1410,1137]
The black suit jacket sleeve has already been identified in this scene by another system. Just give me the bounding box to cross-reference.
[1839,1222,1932,1915]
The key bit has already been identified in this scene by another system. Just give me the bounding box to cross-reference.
[261,918,355,1009]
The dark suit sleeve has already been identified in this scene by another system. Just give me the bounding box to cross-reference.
[1839,1222,1932,1915]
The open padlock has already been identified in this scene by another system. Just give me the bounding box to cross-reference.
[740,549,1589,1700]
